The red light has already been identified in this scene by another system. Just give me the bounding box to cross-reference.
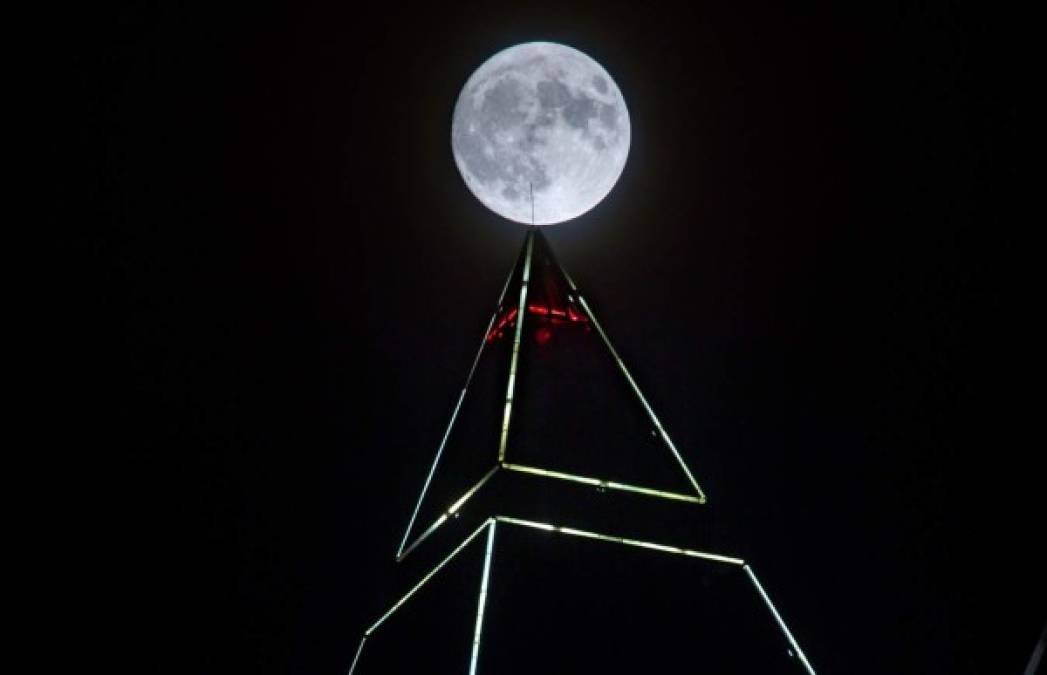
[488,303,587,342]
[535,326,552,345]
[527,303,586,322]
[486,307,518,342]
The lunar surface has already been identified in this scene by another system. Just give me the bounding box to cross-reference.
[451,42,630,225]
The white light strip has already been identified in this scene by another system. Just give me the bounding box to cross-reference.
[398,465,500,562]
[1024,623,1046,675]
[501,462,704,503]
[550,246,706,501]
[346,636,367,675]
[744,564,818,675]
[497,231,534,462]
[366,520,492,636]
[395,243,526,559]
[496,235,530,306]
[576,294,707,503]
[468,521,497,675]
[396,378,475,558]
[494,516,744,566]
[558,264,580,293]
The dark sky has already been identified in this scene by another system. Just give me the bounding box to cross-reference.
[73,1,1034,673]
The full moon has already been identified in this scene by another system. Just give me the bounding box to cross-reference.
[451,42,630,226]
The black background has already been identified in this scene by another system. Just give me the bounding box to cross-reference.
[70,1,1034,673]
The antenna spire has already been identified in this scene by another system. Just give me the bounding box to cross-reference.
[530,182,534,226]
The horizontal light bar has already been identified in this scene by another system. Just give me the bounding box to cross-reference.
[367,519,493,636]
[494,516,744,566]
[398,465,500,562]
[502,463,704,504]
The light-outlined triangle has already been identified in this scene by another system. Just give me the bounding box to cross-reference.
[397,229,706,561]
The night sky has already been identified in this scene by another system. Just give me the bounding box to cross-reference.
[73,2,1035,673]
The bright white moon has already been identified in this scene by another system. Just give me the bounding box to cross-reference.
[451,42,630,226]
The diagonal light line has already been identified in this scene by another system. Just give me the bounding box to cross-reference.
[494,515,744,566]
[497,230,534,463]
[395,243,526,559]
[1024,622,1046,675]
[366,519,493,636]
[575,294,707,502]
[397,465,500,562]
[346,636,367,675]
[744,564,818,675]
[548,245,707,501]
[395,370,479,559]
[468,521,497,675]
[501,462,703,503]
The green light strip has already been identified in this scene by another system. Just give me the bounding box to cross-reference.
[494,516,744,566]
[744,564,818,675]
[501,462,704,503]
[346,636,367,675]
[366,519,493,636]
[497,230,534,463]
[468,521,497,675]
[396,241,527,560]
[576,294,708,502]
[398,465,500,562]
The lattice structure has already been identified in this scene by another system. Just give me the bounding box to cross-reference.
[347,229,818,674]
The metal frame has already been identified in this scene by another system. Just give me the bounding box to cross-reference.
[497,230,534,463]
[554,255,707,502]
[357,231,818,674]
[500,462,703,503]
[396,230,710,561]
[350,516,817,675]
[398,458,706,561]
[493,515,742,564]
[349,519,495,675]
[743,564,818,675]
[467,521,497,675]
[395,239,527,559]
[398,465,500,562]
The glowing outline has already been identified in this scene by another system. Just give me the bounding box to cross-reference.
[468,521,497,674]
[494,515,744,565]
[552,252,707,502]
[346,636,366,675]
[398,458,708,562]
[497,229,534,462]
[352,516,817,674]
[351,232,820,673]
[744,564,818,675]
[398,465,500,562]
[494,515,817,673]
[501,462,704,503]
[397,230,712,563]
[398,458,710,561]
[396,241,526,559]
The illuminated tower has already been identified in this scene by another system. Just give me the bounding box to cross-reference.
[346,229,818,674]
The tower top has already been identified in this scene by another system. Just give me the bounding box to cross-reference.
[396,229,706,564]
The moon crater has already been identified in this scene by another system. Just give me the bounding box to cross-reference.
[452,42,630,225]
